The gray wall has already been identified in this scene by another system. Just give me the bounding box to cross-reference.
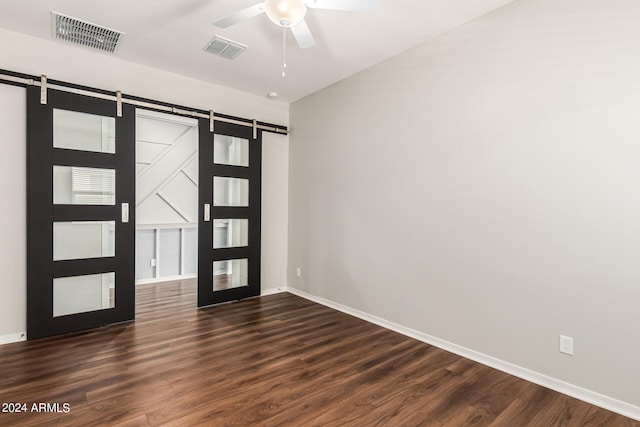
[289,0,640,409]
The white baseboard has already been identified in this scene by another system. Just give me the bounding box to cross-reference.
[0,332,27,346]
[136,274,197,285]
[261,286,288,296]
[286,287,640,422]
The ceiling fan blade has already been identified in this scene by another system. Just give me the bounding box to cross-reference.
[305,0,379,11]
[213,3,265,28]
[290,19,316,49]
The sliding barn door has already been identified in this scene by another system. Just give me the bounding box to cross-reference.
[198,120,261,306]
[27,87,136,339]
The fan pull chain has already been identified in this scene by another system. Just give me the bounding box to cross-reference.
[282,26,287,77]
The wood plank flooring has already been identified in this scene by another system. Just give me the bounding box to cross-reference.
[0,279,637,426]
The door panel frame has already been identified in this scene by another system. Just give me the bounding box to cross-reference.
[197,120,261,306]
[27,86,136,340]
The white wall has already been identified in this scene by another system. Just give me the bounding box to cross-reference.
[0,28,289,341]
[135,110,200,282]
[262,131,289,293]
[0,84,26,344]
[136,110,199,225]
[289,0,640,415]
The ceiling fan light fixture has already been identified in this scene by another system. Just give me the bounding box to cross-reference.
[264,0,307,27]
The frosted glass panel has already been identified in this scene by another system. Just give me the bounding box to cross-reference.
[53,166,115,205]
[53,221,115,261]
[213,219,248,249]
[53,272,115,317]
[214,135,249,167]
[54,109,115,153]
[213,177,248,206]
[213,258,248,291]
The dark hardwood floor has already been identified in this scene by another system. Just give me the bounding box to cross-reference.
[0,279,637,426]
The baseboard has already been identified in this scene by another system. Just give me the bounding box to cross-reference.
[135,274,197,285]
[261,286,288,296]
[0,332,27,346]
[286,287,640,422]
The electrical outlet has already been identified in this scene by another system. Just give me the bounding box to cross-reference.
[150,258,156,267]
[559,335,574,355]
[296,267,301,277]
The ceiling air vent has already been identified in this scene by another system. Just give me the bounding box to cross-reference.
[204,36,247,60]
[51,11,124,54]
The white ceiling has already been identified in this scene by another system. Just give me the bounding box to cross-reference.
[0,0,514,103]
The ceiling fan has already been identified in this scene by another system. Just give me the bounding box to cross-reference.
[213,0,379,50]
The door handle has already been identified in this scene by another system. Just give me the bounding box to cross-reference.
[204,203,210,222]
[121,202,129,223]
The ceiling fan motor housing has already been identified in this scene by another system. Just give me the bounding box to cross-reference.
[264,0,307,27]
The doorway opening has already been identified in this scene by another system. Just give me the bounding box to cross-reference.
[134,110,198,292]
[135,109,198,316]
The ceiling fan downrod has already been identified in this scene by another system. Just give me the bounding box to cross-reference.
[282,26,287,77]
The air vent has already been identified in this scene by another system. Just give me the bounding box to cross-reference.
[52,11,124,54]
[204,36,247,60]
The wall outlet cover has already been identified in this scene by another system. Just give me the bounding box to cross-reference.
[559,335,574,356]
